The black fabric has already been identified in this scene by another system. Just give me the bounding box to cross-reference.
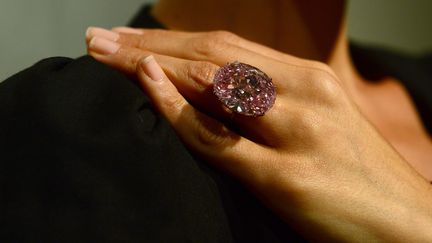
[0,4,431,243]
[0,5,304,243]
[0,57,236,242]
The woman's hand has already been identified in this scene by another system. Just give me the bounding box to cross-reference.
[85,27,432,242]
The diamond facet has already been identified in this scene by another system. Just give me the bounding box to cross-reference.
[213,62,276,116]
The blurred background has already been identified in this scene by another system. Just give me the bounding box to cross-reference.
[1,0,431,81]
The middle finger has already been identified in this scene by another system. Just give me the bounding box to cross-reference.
[88,38,292,146]
[112,29,308,92]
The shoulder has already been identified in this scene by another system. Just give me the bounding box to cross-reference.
[0,55,153,136]
[350,43,432,134]
[1,55,141,95]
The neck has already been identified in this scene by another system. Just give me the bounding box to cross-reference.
[152,0,365,95]
[327,21,367,97]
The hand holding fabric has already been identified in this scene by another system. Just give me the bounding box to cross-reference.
[86,27,432,242]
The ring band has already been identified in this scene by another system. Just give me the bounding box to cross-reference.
[213,61,276,116]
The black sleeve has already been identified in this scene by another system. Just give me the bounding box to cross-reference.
[0,56,304,242]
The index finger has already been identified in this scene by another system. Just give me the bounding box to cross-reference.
[110,28,340,92]
[112,27,304,64]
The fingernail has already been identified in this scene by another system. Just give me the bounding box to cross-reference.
[86,26,119,41]
[112,26,143,35]
[140,55,164,82]
[89,37,120,55]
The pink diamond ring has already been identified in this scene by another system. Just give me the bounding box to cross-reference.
[213,61,276,117]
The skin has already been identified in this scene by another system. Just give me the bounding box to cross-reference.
[152,0,345,61]
[83,0,432,241]
[152,0,432,179]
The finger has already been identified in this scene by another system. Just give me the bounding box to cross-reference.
[112,27,339,80]
[112,27,304,65]
[114,28,281,68]
[87,36,230,120]
[136,54,273,186]
[111,28,338,93]
[87,37,289,145]
[88,27,338,95]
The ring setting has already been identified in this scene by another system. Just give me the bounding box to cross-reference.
[213,61,276,117]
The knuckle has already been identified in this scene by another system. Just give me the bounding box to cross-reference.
[137,37,150,49]
[307,60,335,74]
[191,31,232,57]
[195,116,231,147]
[289,108,325,141]
[116,47,144,71]
[313,73,342,100]
[211,30,239,43]
[144,29,165,39]
[319,77,344,102]
[189,39,213,57]
[304,64,345,104]
[137,29,163,47]
[185,61,218,88]
[160,93,186,114]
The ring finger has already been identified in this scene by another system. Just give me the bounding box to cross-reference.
[87,36,290,146]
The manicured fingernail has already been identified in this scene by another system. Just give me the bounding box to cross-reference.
[140,55,164,82]
[89,37,120,55]
[86,26,119,41]
[112,27,143,35]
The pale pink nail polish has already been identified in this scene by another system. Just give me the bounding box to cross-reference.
[86,27,119,41]
[140,55,164,81]
[89,37,120,55]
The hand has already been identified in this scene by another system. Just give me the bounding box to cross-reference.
[86,27,432,242]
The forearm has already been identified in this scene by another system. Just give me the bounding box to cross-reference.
[288,162,432,242]
[327,195,432,242]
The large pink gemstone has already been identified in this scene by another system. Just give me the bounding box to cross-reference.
[213,62,276,116]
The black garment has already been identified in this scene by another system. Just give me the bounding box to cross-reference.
[0,5,430,243]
